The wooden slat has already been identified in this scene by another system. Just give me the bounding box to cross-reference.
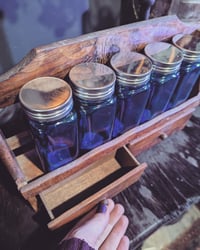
[16,149,43,181]
[0,15,199,108]
[6,130,32,150]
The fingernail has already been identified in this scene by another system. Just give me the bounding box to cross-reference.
[96,199,109,214]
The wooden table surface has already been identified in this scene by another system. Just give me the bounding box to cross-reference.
[0,106,199,250]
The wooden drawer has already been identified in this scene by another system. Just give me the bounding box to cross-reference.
[39,146,146,230]
[127,95,200,156]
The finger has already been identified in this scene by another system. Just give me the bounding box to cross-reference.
[117,235,130,250]
[95,204,125,248]
[68,199,114,235]
[99,215,129,250]
[63,199,115,248]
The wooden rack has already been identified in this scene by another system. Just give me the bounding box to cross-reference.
[0,15,199,230]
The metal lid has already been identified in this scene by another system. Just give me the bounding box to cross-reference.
[110,51,152,85]
[172,34,200,62]
[144,42,183,74]
[19,77,73,122]
[69,62,116,101]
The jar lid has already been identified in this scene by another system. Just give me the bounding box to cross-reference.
[172,34,200,62]
[19,77,73,122]
[110,51,152,85]
[144,42,183,74]
[69,62,116,101]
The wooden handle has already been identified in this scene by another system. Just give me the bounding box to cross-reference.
[0,15,198,108]
[0,129,27,188]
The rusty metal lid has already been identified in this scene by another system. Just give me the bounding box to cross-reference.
[69,62,116,101]
[19,77,73,122]
[144,42,183,74]
[172,33,200,62]
[110,51,152,85]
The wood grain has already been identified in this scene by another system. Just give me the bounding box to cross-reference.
[0,15,199,108]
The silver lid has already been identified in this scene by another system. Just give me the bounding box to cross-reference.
[144,42,183,74]
[69,62,116,101]
[19,77,73,122]
[110,51,152,85]
[172,34,200,63]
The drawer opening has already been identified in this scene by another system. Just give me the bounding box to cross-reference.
[51,165,133,218]
[40,146,144,220]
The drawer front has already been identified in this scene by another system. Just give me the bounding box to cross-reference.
[39,146,147,230]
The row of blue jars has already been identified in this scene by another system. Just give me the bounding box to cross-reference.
[19,34,200,173]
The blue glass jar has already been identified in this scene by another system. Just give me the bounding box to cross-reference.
[110,51,152,137]
[19,77,79,172]
[142,42,183,121]
[168,34,200,108]
[69,62,116,153]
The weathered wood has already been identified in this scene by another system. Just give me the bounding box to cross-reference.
[0,15,199,108]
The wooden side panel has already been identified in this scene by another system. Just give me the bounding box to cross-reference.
[0,130,27,188]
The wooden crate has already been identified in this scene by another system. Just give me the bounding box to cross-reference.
[0,15,199,230]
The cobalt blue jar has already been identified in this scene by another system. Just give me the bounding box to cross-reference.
[142,42,183,121]
[69,62,116,154]
[168,34,200,108]
[19,77,79,172]
[110,51,152,137]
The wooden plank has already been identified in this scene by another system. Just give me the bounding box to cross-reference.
[0,15,199,108]
[16,149,43,181]
[6,130,32,150]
